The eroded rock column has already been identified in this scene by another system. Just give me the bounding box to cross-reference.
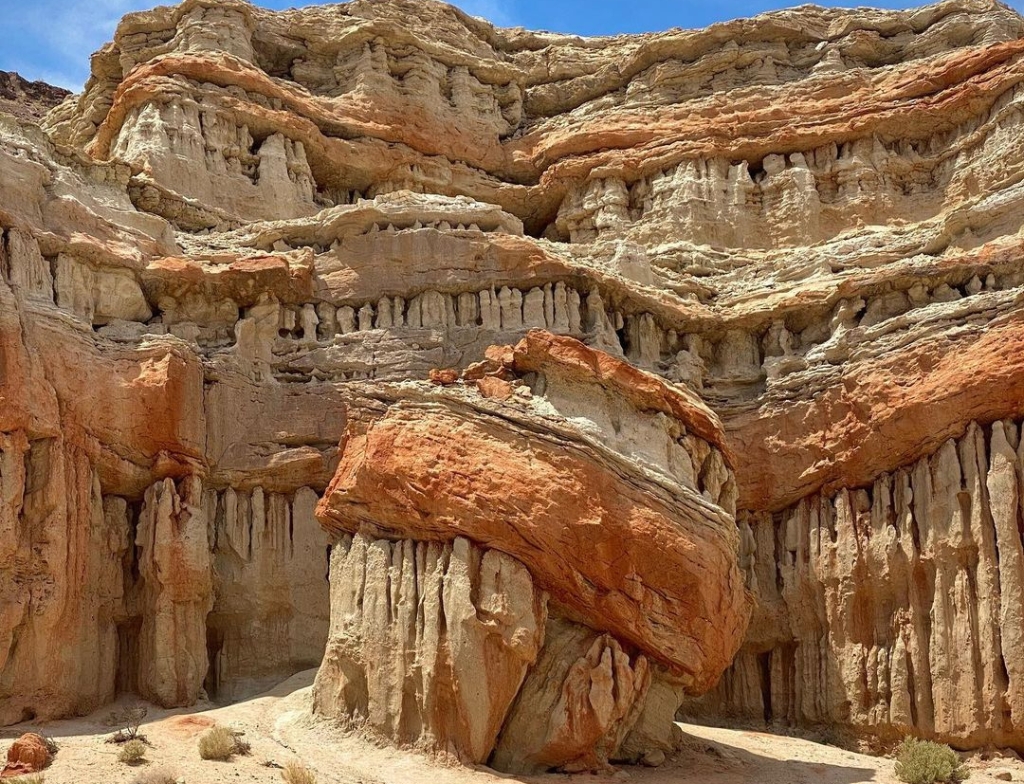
[135,476,213,707]
[687,418,1024,749]
[312,534,546,762]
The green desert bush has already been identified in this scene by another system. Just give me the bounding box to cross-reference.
[12,776,44,784]
[118,738,147,765]
[281,761,317,784]
[894,737,969,784]
[197,725,237,761]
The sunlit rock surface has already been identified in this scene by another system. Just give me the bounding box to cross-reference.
[3,0,1024,767]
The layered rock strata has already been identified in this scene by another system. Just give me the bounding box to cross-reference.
[0,72,69,124]
[312,332,746,770]
[1,0,1024,765]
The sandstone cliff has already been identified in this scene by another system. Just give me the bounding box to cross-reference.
[0,72,69,123]
[2,0,1024,769]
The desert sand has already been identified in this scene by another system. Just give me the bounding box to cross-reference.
[4,671,1022,784]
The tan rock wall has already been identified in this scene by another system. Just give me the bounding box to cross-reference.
[6,0,1024,766]
[686,418,1024,748]
[207,485,331,702]
[312,533,546,764]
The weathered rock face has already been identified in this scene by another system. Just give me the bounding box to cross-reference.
[312,332,746,769]
[684,419,1024,750]
[0,116,332,722]
[3,0,1024,766]
[491,616,654,774]
[313,533,547,763]
[0,72,68,123]
[207,485,329,702]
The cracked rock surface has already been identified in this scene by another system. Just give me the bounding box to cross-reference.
[3,0,1024,770]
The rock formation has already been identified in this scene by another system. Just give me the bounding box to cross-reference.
[0,72,68,123]
[312,332,746,769]
[2,0,1024,770]
[1,733,50,778]
[684,419,1024,749]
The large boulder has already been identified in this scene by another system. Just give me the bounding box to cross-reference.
[313,333,750,770]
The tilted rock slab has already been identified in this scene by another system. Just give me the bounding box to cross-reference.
[313,332,749,769]
[317,334,746,685]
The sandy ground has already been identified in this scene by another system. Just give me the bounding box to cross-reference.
[4,671,1023,784]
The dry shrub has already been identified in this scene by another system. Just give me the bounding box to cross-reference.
[809,723,854,750]
[281,761,317,784]
[108,704,148,743]
[118,738,147,765]
[198,725,236,761]
[131,768,178,784]
[233,735,251,756]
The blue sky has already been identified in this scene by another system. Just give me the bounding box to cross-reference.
[6,0,1024,92]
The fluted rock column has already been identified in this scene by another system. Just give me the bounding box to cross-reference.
[135,476,213,707]
[688,418,1024,749]
[312,533,546,763]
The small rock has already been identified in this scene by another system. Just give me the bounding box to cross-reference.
[428,368,459,386]
[476,376,513,400]
[462,359,500,381]
[3,732,51,777]
[642,749,666,767]
[992,770,1013,781]
[512,384,532,400]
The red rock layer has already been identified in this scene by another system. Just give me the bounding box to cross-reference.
[317,334,748,690]
[4,0,1024,758]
